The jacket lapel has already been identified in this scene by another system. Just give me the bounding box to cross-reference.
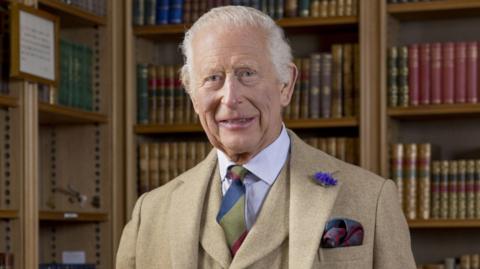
[167,149,218,269]
[287,131,342,269]
[199,164,232,268]
[230,158,290,269]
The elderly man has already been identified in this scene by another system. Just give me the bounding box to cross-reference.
[116,6,416,269]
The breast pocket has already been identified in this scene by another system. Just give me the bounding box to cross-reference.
[319,245,368,263]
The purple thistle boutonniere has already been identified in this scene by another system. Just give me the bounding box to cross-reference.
[313,172,338,187]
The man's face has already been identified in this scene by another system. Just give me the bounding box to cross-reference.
[190,26,295,163]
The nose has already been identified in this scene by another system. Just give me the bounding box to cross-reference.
[221,73,242,108]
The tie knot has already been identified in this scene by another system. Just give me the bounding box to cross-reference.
[227,165,249,182]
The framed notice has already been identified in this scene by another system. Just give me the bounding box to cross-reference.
[10,3,59,86]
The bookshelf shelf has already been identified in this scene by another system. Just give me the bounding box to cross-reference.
[408,219,480,229]
[0,210,19,219]
[387,104,480,119]
[0,95,18,108]
[38,0,106,27]
[133,16,358,38]
[39,102,108,125]
[39,211,109,222]
[134,118,358,134]
[388,0,480,21]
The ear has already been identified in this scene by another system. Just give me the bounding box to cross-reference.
[279,62,298,107]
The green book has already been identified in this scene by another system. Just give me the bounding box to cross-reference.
[137,63,149,124]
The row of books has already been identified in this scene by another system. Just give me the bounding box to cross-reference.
[0,253,13,269]
[303,136,358,164]
[388,42,480,108]
[419,253,480,269]
[285,44,360,120]
[59,0,106,16]
[138,141,212,194]
[137,64,197,125]
[0,7,10,95]
[391,143,480,220]
[133,0,358,26]
[388,0,434,3]
[39,264,95,269]
[59,39,93,111]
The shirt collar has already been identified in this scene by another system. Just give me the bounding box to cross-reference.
[217,124,290,186]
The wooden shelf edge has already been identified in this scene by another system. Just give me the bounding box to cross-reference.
[0,210,19,219]
[39,102,108,125]
[133,16,358,36]
[135,118,358,134]
[408,219,480,228]
[39,211,109,222]
[38,0,106,26]
[388,0,480,19]
[0,95,19,108]
[388,104,480,118]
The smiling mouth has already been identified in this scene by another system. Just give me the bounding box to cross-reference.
[218,117,255,129]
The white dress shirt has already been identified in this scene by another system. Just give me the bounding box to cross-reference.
[217,125,290,230]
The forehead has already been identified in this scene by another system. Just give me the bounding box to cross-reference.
[191,26,269,70]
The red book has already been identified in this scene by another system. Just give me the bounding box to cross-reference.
[408,44,420,106]
[455,42,467,103]
[419,43,431,105]
[442,42,455,104]
[431,43,442,104]
[467,42,478,103]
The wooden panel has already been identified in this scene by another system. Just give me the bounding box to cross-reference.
[409,219,480,229]
[39,211,108,222]
[0,95,19,108]
[38,0,106,27]
[388,104,480,119]
[388,0,480,21]
[135,123,204,134]
[0,210,19,219]
[39,102,108,125]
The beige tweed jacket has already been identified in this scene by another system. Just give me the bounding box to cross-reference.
[116,130,416,269]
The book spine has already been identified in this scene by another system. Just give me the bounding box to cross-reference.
[326,137,336,158]
[388,47,399,107]
[353,44,360,116]
[391,143,404,206]
[148,65,158,124]
[417,143,430,220]
[301,58,310,118]
[137,63,149,124]
[178,142,187,174]
[440,161,449,219]
[466,42,478,103]
[160,142,170,185]
[404,143,417,220]
[336,137,346,161]
[320,0,328,17]
[430,42,442,104]
[310,0,320,17]
[442,42,455,104]
[455,42,467,104]
[149,143,160,190]
[174,66,184,123]
[331,44,343,118]
[345,0,352,16]
[183,0,192,23]
[320,53,332,118]
[292,58,302,119]
[157,0,170,24]
[133,0,145,25]
[337,0,345,16]
[309,54,321,119]
[328,0,336,17]
[169,0,183,24]
[448,160,458,219]
[408,44,419,106]
[156,66,166,124]
[192,0,200,22]
[466,160,476,219]
[170,142,179,178]
[345,138,355,164]
[458,160,467,219]
[275,0,284,19]
[139,143,150,194]
[398,46,409,107]
[343,44,354,116]
[285,0,298,17]
[184,88,192,123]
[267,0,275,18]
[166,66,175,124]
[476,160,480,219]
[351,0,357,16]
[299,0,309,17]
[419,43,431,105]
[145,0,156,25]
[431,161,441,219]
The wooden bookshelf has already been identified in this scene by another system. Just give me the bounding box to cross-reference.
[39,211,108,222]
[38,0,107,27]
[0,210,19,219]
[135,123,203,134]
[388,0,480,20]
[39,102,108,125]
[408,219,480,229]
[387,104,480,119]
[0,95,18,108]
[133,16,358,38]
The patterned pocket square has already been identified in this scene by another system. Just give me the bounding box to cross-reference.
[321,218,364,248]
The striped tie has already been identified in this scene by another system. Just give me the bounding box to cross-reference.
[216,165,249,256]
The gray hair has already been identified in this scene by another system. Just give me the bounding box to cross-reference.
[180,6,293,94]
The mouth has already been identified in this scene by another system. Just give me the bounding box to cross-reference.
[218,117,256,130]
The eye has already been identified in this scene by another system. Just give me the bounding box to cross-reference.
[205,74,222,82]
[237,69,257,78]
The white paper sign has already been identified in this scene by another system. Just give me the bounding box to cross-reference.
[62,251,86,264]
[19,10,55,81]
